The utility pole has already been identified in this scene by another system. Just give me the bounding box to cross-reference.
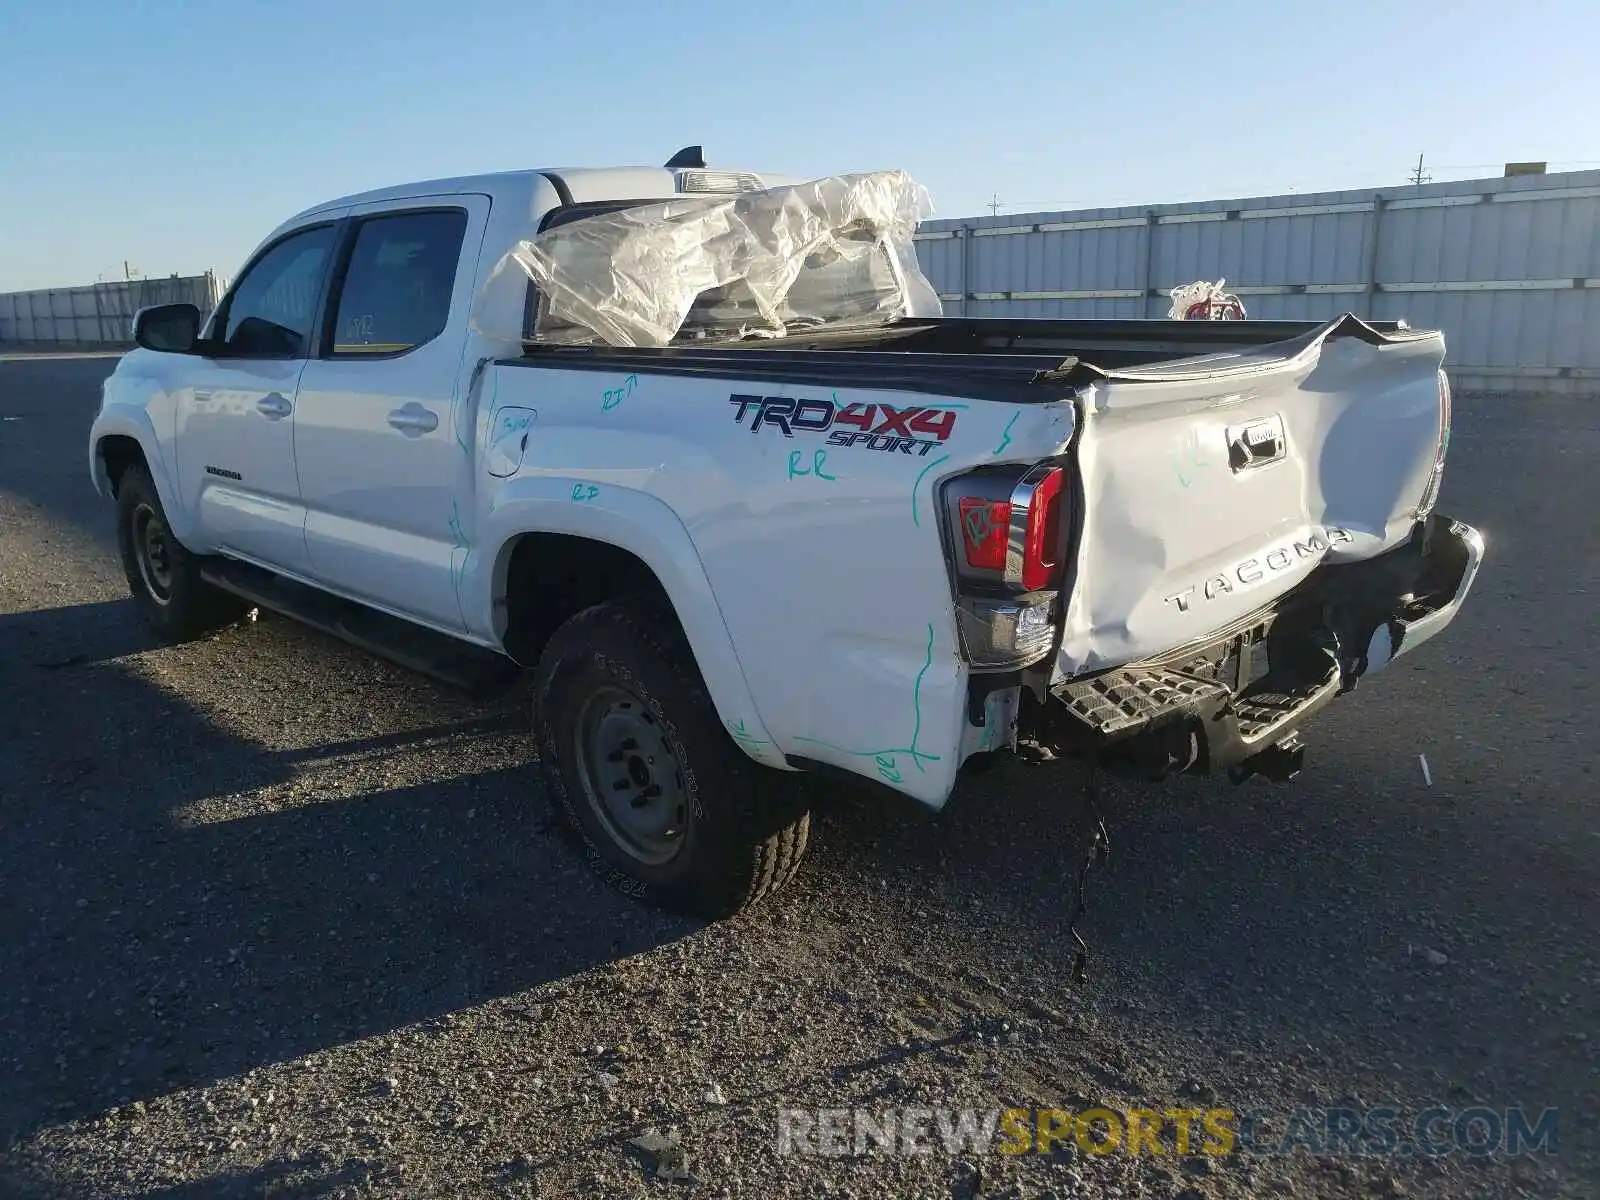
[1408,153,1431,186]
[987,193,1002,216]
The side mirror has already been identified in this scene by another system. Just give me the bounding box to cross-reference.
[132,303,201,353]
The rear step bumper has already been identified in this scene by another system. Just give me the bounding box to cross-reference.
[1036,514,1484,781]
[1359,518,1485,674]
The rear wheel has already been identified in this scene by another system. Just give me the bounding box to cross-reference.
[533,598,811,918]
[115,465,243,641]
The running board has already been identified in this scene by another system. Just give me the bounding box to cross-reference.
[200,558,522,699]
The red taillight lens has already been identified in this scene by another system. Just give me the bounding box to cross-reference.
[945,464,1068,669]
[953,467,1066,591]
[1021,467,1065,591]
[958,498,1010,569]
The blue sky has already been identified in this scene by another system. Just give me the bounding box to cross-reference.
[1,0,1593,290]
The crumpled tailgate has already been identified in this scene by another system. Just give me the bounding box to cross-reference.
[1056,315,1448,680]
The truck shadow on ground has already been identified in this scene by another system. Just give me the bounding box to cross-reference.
[7,603,1589,1156]
[110,1156,376,1200]
[3,642,1593,1195]
[0,600,693,1146]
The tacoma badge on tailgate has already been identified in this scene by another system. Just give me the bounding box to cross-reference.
[1163,528,1355,612]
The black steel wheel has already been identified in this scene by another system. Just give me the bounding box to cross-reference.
[129,500,175,606]
[115,464,243,640]
[533,596,811,918]
[573,684,690,867]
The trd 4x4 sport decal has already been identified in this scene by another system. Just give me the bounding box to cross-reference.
[729,395,957,458]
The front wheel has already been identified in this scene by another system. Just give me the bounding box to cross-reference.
[115,464,243,641]
[532,598,811,918]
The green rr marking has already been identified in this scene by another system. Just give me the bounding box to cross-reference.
[787,448,837,480]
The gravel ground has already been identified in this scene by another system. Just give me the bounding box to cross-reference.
[1,356,1595,1199]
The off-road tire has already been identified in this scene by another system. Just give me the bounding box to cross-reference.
[533,597,811,918]
[115,464,243,641]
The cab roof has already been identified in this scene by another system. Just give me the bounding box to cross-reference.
[282,165,801,229]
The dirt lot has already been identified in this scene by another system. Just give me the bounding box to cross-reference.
[1,356,1595,1199]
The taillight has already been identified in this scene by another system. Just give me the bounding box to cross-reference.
[957,498,1009,570]
[1417,369,1451,518]
[954,466,1066,590]
[943,464,1069,670]
[1019,467,1065,590]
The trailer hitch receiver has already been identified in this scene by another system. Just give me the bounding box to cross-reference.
[1230,733,1306,784]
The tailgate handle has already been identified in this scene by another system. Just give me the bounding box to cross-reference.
[1227,415,1286,473]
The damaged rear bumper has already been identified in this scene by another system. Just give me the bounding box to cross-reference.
[1359,519,1485,673]
[1028,514,1484,781]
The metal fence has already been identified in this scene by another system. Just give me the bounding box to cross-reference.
[0,273,224,348]
[915,169,1600,395]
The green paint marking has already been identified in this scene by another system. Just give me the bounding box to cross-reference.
[452,382,468,455]
[459,367,497,458]
[726,718,771,761]
[904,622,935,766]
[447,496,471,587]
[451,381,467,456]
[1171,426,1213,489]
[789,448,837,481]
[726,718,769,744]
[993,412,1018,456]
[962,503,1001,545]
[726,718,771,748]
[910,454,950,528]
[601,374,639,412]
[793,624,941,775]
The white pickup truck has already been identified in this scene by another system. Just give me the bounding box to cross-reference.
[90,151,1483,917]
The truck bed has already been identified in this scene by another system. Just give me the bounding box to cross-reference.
[511,315,1424,402]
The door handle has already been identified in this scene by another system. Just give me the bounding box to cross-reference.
[387,403,439,436]
[255,392,292,419]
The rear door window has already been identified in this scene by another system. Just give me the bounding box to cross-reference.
[329,210,468,356]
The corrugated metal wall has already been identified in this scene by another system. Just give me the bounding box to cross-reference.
[915,169,1600,394]
[0,274,223,348]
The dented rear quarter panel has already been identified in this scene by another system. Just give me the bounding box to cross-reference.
[476,364,1074,807]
